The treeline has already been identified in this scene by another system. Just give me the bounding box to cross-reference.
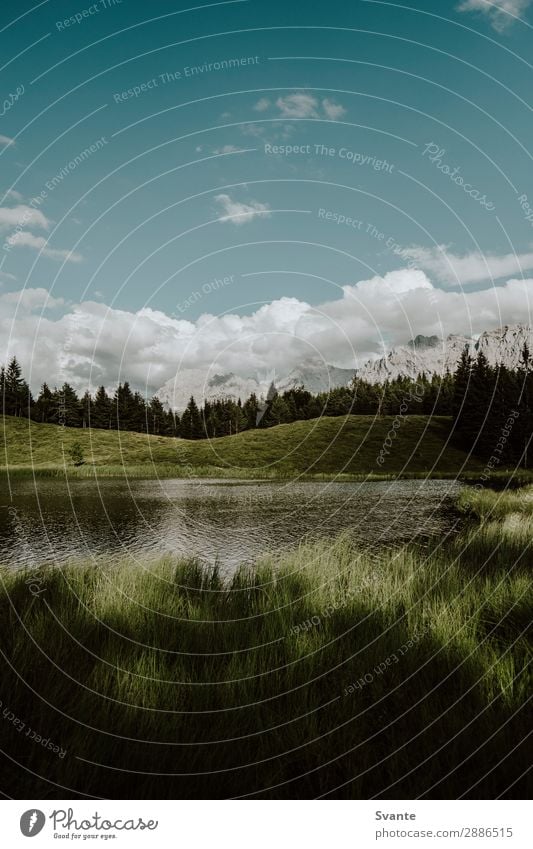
[1,350,531,465]
[453,346,532,467]
[0,358,176,436]
[0,356,455,438]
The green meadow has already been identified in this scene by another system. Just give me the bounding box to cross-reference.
[1,413,488,479]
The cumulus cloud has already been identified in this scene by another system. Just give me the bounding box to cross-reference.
[253,97,270,112]
[251,92,347,121]
[0,135,15,147]
[275,93,320,118]
[3,268,533,395]
[403,245,533,286]
[273,92,346,120]
[214,193,271,225]
[0,204,50,231]
[5,231,83,263]
[2,287,65,311]
[322,98,347,120]
[457,0,531,30]
[0,202,82,262]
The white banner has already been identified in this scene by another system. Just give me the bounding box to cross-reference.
[0,800,529,848]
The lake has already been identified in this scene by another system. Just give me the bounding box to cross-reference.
[0,478,462,571]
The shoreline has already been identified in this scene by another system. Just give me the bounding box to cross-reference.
[0,465,528,485]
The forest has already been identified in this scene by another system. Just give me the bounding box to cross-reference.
[1,346,531,465]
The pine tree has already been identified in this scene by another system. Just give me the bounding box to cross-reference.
[80,390,92,428]
[92,386,112,429]
[113,382,135,430]
[452,346,473,448]
[242,393,259,429]
[163,409,178,437]
[34,383,54,423]
[234,398,247,433]
[180,396,202,439]
[269,394,291,425]
[56,382,82,427]
[516,345,532,468]
[470,351,495,458]
[131,391,146,432]
[148,397,165,435]
[4,356,27,416]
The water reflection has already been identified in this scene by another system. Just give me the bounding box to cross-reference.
[0,478,462,571]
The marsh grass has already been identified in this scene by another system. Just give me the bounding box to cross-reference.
[458,484,533,520]
[0,524,530,799]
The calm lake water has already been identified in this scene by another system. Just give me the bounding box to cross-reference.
[0,478,462,571]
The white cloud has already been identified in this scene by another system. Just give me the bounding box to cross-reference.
[214,193,271,225]
[403,245,533,286]
[322,98,347,120]
[457,0,531,30]
[213,145,244,154]
[0,204,50,231]
[4,189,23,202]
[253,97,270,112]
[275,93,319,118]
[3,269,533,395]
[240,123,267,139]
[2,288,65,311]
[0,203,82,262]
[0,135,15,147]
[354,268,433,296]
[6,231,83,263]
[252,92,347,121]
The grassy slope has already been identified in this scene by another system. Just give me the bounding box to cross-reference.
[1,414,486,477]
[0,516,530,799]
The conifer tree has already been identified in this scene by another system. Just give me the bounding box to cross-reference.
[92,386,112,429]
[34,383,54,423]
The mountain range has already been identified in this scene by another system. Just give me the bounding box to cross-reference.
[157,324,533,411]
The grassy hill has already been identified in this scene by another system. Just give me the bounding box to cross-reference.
[1,414,486,478]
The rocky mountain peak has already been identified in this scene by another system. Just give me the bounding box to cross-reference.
[408,334,440,350]
[156,324,533,410]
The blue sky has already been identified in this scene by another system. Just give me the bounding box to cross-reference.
[2,0,533,392]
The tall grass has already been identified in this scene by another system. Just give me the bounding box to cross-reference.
[458,483,533,520]
[0,523,530,799]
